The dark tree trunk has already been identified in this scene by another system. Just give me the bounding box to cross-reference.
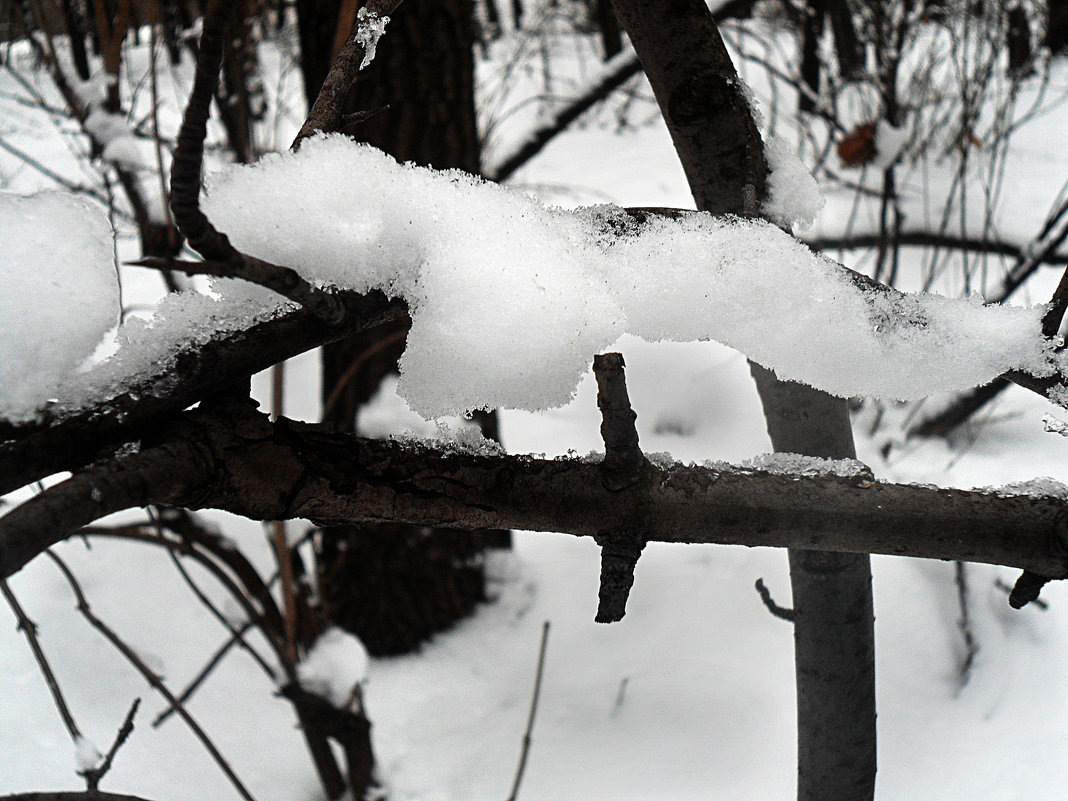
[749,366,877,801]
[594,0,622,59]
[296,0,505,657]
[607,2,877,799]
[799,0,825,113]
[60,0,90,80]
[1048,0,1068,53]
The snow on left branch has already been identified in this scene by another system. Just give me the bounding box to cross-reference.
[0,192,120,421]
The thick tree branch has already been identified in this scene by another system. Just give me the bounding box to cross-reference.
[4,406,1068,584]
[0,431,215,579]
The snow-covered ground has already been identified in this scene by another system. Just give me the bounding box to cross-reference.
[4,19,1068,801]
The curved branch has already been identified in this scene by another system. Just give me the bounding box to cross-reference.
[0,435,214,579]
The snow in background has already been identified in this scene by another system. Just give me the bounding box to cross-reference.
[3,19,1068,801]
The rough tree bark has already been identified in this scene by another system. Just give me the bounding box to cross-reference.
[607,2,876,799]
[296,0,504,656]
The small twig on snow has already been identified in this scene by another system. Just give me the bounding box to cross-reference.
[505,620,550,801]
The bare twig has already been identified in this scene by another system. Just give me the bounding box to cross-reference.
[291,0,406,148]
[0,579,82,741]
[806,231,1068,266]
[486,50,642,183]
[505,620,550,801]
[128,255,340,322]
[152,620,255,728]
[954,562,979,687]
[167,1,343,324]
[44,550,258,801]
[82,697,140,791]
[754,577,795,622]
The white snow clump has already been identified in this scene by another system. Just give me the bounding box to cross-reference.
[74,734,104,772]
[297,626,370,708]
[356,7,390,71]
[3,136,1057,424]
[0,191,120,420]
[198,135,1054,419]
[761,135,824,230]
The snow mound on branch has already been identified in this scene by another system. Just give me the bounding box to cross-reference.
[203,136,1054,417]
[297,627,369,708]
[0,191,119,421]
[761,135,824,230]
[3,137,1054,423]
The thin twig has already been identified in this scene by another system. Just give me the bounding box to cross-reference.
[152,619,255,727]
[754,577,795,622]
[0,579,82,741]
[167,1,343,324]
[954,562,979,687]
[44,549,258,801]
[506,620,550,801]
[82,697,140,791]
[291,0,406,148]
[321,327,409,420]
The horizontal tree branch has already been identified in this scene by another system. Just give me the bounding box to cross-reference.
[4,211,1068,497]
[805,231,1068,266]
[3,405,1068,586]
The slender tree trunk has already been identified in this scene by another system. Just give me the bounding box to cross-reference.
[296,0,506,657]
[607,2,877,799]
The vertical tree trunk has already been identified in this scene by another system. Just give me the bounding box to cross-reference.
[749,365,877,801]
[1048,0,1068,53]
[607,2,877,800]
[297,0,505,657]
